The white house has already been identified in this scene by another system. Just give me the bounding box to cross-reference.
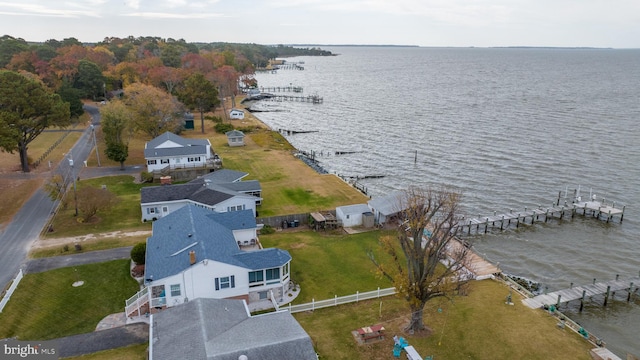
[229,108,245,119]
[149,298,317,360]
[126,205,292,317]
[336,203,372,227]
[140,169,262,221]
[144,132,215,172]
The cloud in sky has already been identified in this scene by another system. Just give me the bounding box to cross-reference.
[0,0,638,48]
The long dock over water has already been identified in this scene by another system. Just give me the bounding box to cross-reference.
[259,86,303,93]
[458,189,625,235]
[523,274,640,310]
[262,94,323,103]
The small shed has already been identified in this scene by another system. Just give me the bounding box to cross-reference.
[183,113,194,129]
[225,130,245,147]
[229,108,245,120]
[367,191,405,226]
[336,204,371,228]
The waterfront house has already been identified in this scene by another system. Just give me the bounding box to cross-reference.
[126,204,292,317]
[225,130,245,147]
[144,132,215,172]
[229,108,245,119]
[140,169,262,221]
[149,298,317,360]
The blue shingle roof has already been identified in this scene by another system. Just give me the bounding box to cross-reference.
[145,205,288,283]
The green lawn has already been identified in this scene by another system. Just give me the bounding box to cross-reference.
[260,229,395,303]
[0,260,139,340]
[45,175,152,238]
[295,280,593,360]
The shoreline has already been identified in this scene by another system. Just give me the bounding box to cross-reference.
[239,98,618,358]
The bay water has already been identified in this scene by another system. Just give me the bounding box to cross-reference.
[251,46,640,357]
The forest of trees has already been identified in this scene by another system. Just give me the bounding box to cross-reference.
[0,34,333,171]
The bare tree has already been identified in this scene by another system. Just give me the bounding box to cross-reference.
[77,186,119,221]
[370,186,470,332]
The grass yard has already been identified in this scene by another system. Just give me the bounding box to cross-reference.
[295,280,593,360]
[44,175,152,239]
[0,259,139,340]
[0,125,84,229]
[260,229,394,302]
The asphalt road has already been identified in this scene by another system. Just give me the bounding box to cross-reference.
[0,105,105,291]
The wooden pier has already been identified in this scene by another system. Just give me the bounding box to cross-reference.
[263,94,323,104]
[458,190,625,235]
[259,86,303,93]
[278,129,319,135]
[523,274,640,310]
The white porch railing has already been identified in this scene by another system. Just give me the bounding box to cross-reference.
[287,287,397,314]
[125,287,149,317]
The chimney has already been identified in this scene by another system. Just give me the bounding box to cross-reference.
[189,250,196,265]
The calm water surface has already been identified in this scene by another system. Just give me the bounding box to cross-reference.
[251,47,640,357]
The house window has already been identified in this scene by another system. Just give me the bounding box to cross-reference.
[215,275,235,290]
[147,207,157,214]
[227,205,246,212]
[187,156,201,162]
[147,159,157,165]
[161,159,169,164]
[259,291,268,300]
[249,270,264,284]
[170,284,181,297]
[283,263,289,276]
[162,206,168,212]
[266,268,280,283]
[346,214,350,219]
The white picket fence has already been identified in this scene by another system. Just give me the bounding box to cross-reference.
[0,269,24,313]
[287,287,397,313]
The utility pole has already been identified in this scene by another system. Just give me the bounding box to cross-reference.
[91,125,101,167]
[68,155,78,216]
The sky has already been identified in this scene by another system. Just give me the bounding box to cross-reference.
[1,0,639,48]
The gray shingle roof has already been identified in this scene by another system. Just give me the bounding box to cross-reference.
[141,169,259,206]
[152,298,317,360]
[225,130,245,138]
[141,184,236,206]
[144,205,290,283]
[144,131,211,158]
[189,169,249,185]
[217,180,261,193]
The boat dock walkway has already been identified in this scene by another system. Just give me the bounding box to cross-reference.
[262,94,323,104]
[522,275,640,309]
[458,189,625,235]
[259,86,303,93]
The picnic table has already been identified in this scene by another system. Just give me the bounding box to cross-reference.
[357,324,385,342]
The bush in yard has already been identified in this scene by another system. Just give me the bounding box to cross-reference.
[205,115,223,124]
[260,225,275,235]
[131,242,146,265]
[214,123,234,134]
[140,171,154,183]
